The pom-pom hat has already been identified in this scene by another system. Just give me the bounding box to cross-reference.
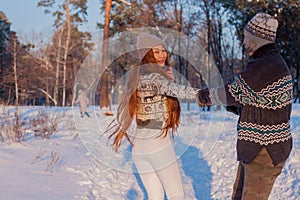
[243,13,278,53]
[244,13,278,42]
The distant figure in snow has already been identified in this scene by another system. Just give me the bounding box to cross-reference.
[75,89,90,118]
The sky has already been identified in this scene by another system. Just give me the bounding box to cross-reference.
[0,0,101,36]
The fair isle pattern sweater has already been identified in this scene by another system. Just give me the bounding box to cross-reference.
[228,74,293,145]
[208,43,293,165]
[136,73,197,122]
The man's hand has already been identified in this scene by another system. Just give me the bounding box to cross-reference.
[196,88,212,108]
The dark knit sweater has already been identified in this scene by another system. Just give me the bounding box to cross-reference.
[209,43,293,165]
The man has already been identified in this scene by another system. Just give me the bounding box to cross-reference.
[197,13,293,199]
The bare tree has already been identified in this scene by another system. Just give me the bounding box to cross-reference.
[38,0,90,106]
[12,37,19,106]
[62,0,71,106]
[53,29,63,106]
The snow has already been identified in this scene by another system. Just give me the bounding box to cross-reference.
[0,103,299,200]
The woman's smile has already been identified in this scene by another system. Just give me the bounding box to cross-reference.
[152,45,167,66]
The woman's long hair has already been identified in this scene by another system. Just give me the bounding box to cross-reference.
[106,49,181,151]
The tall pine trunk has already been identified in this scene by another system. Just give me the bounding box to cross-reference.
[100,0,112,109]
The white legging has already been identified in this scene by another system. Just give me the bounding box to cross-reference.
[132,128,184,200]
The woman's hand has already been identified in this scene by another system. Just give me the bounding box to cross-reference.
[166,67,174,81]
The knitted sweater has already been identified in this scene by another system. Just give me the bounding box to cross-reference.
[136,72,197,127]
[209,43,293,165]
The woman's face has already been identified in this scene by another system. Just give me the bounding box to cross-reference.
[152,45,167,66]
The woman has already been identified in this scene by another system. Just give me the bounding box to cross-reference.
[107,32,198,200]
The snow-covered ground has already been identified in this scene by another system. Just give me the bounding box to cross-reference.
[0,103,299,200]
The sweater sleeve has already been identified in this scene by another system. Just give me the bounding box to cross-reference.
[209,71,293,110]
[150,73,199,99]
[208,83,243,107]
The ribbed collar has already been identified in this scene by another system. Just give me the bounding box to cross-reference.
[251,43,278,59]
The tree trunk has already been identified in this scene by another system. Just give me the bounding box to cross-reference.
[46,59,50,106]
[13,38,18,106]
[100,0,112,109]
[62,0,71,107]
[54,28,63,106]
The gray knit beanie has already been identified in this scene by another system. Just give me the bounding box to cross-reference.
[244,13,278,52]
[137,32,166,60]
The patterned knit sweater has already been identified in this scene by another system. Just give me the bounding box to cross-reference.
[209,43,293,165]
[136,72,197,128]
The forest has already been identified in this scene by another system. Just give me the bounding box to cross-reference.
[0,0,299,107]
